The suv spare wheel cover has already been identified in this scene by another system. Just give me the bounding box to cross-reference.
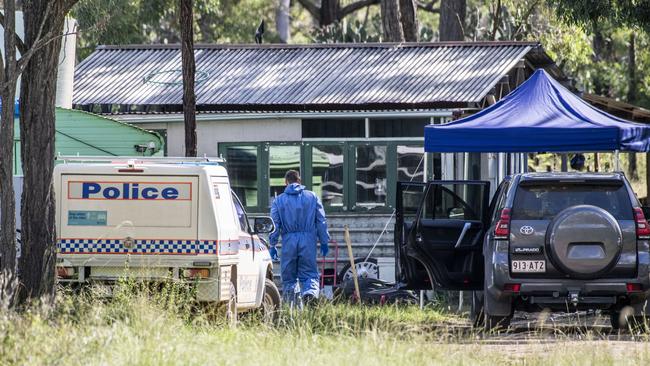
[546,205,622,278]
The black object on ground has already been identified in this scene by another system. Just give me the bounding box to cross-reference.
[335,278,418,305]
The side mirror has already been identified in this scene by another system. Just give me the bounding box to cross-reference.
[253,216,275,234]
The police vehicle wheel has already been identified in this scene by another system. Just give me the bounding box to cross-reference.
[226,281,238,325]
[260,279,281,322]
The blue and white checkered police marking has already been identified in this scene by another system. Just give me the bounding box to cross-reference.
[57,239,217,255]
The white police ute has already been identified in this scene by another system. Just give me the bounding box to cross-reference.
[54,156,280,319]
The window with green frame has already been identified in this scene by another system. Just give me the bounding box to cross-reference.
[219,141,432,213]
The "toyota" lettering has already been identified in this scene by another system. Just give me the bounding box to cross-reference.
[81,182,179,200]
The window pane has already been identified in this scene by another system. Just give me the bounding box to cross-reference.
[269,145,301,204]
[369,118,429,137]
[423,183,486,221]
[397,145,424,182]
[400,183,426,219]
[302,119,365,138]
[312,145,344,207]
[512,183,632,221]
[224,146,258,207]
[355,145,387,206]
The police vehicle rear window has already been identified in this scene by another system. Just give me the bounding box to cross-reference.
[512,182,633,221]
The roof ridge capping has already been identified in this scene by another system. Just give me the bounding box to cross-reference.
[96,41,542,51]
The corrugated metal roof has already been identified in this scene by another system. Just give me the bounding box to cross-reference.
[73,42,553,111]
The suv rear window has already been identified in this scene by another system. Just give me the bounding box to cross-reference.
[512,182,633,220]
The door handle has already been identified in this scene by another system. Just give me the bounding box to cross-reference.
[454,222,472,249]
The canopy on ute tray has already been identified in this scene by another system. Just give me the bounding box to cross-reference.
[424,69,650,152]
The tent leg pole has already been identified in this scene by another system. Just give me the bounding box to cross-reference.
[646,153,650,204]
[561,154,568,172]
[615,150,620,171]
[594,153,599,172]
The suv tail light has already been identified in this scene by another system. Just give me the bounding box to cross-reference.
[634,207,650,239]
[494,208,511,239]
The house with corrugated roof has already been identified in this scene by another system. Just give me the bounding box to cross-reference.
[71,41,563,280]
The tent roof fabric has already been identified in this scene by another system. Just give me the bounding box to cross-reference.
[424,69,650,152]
[72,42,559,111]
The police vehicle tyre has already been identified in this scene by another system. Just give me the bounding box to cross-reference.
[546,205,622,279]
[260,279,281,322]
[469,290,485,328]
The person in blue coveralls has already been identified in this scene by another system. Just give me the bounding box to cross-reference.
[269,170,330,305]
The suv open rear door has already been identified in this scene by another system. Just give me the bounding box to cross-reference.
[396,180,490,291]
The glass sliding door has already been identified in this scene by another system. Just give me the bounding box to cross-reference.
[223,145,259,208]
[354,144,387,208]
[268,144,301,205]
[311,144,345,208]
[397,145,425,183]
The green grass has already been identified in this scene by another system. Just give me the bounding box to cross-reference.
[1,282,650,365]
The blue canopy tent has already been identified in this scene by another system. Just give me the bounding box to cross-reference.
[425,69,650,153]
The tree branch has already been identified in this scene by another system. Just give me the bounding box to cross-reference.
[340,0,380,17]
[417,1,440,13]
[296,0,320,19]
[490,0,501,41]
[0,12,27,54]
[16,30,78,74]
[512,0,540,39]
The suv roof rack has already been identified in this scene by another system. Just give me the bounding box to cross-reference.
[56,155,224,164]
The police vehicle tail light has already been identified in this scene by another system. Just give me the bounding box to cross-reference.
[494,208,511,239]
[634,208,650,239]
[56,266,76,279]
[182,268,210,279]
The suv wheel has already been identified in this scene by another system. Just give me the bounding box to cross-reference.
[470,291,485,327]
[484,313,512,331]
[611,308,648,332]
[483,290,512,331]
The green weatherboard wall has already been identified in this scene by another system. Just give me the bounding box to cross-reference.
[13,108,163,175]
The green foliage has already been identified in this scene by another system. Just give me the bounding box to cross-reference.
[310,17,382,43]
[72,0,278,59]
[549,0,650,32]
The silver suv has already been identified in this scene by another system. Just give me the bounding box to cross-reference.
[395,173,650,330]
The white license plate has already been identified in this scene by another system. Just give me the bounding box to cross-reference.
[511,260,546,273]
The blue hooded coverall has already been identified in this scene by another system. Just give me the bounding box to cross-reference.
[269,183,330,300]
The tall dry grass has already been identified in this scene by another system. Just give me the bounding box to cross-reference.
[0,280,649,365]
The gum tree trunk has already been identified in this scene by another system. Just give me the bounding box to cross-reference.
[0,0,18,277]
[381,0,404,42]
[439,0,465,41]
[398,0,418,41]
[18,0,70,303]
[180,0,197,157]
[276,0,291,43]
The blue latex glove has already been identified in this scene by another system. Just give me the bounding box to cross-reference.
[269,246,279,261]
[320,242,329,257]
